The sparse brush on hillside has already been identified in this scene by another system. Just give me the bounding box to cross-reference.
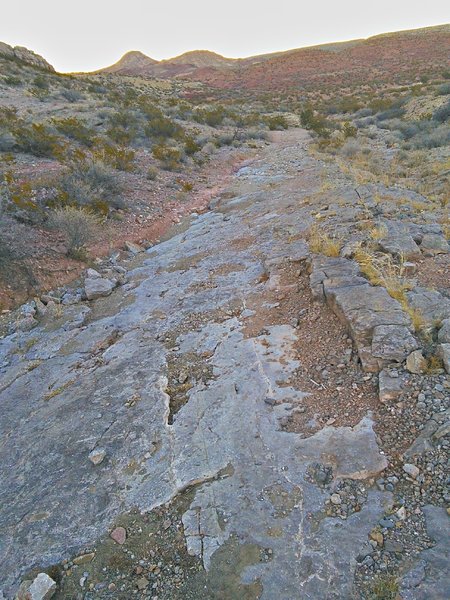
[56,159,123,213]
[48,206,101,258]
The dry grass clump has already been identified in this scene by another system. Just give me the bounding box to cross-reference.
[308,225,342,257]
[369,224,388,241]
[353,245,411,303]
[48,206,101,259]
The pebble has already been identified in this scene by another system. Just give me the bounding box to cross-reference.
[88,448,106,465]
[110,526,127,545]
[403,463,420,479]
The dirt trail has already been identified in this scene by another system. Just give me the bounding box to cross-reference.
[0,129,447,599]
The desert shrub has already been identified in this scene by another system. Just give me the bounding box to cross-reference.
[144,115,184,140]
[12,122,64,158]
[376,107,405,121]
[300,107,331,137]
[340,138,361,157]
[193,106,227,127]
[52,117,94,147]
[60,88,84,103]
[106,110,139,145]
[409,124,450,149]
[432,100,450,123]
[147,166,158,180]
[93,142,135,171]
[48,206,101,258]
[437,82,450,96]
[3,75,21,86]
[342,121,357,138]
[265,115,289,130]
[57,160,123,212]
[184,135,201,156]
[152,144,183,170]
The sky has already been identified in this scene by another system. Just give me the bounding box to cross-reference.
[1,0,449,72]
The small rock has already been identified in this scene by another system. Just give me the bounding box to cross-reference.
[136,577,149,591]
[330,493,342,505]
[406,350,427,375]
[110,526,127,545]
[86,268,102,279]
[19,573,56,600]
[403,463,420,479]
[125,241,145,254]
[88,448,106,465]
[437,344,450,374]
[369,530,384,547]
[84,277,115,301]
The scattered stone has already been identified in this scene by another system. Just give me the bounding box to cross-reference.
[136,577,149,590]
[86,268,102,279]
[84,277,115,301]
[88,448,106,465]
[18,573,56,600]
[379,370,403,403]
[124,241,145,254]
[403,463,420,479]
[110,526,127,545]
[72,552,95,565]
[330,493,342,505]
[406,350,427,374]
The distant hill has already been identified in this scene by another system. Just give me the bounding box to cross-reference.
[95,24,450,90]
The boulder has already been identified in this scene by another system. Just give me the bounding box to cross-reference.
[420,233,449,256]
[406,288,450,328]
[437,344,450,374]
[371,325,418,363]
[437,319,450,343]
[84,277,115,301]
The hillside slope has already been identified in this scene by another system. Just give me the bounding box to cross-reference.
[95,24,450,90]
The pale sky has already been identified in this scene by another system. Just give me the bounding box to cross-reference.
[1,0,449,72]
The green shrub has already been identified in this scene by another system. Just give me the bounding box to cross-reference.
[52,117,94,147]
[184,135,201,156]
[265,115,289,130]
[152,144,183,170]
[144,116,184,140]
[12,122,64,158]
[342,121,357,138]
[300,107,331,137]
[106,110,139,145]
[193,106,227,127]
[93,142,136,171]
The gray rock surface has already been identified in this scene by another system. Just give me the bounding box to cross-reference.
[0,130,438,599]
[400,505,450,599]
